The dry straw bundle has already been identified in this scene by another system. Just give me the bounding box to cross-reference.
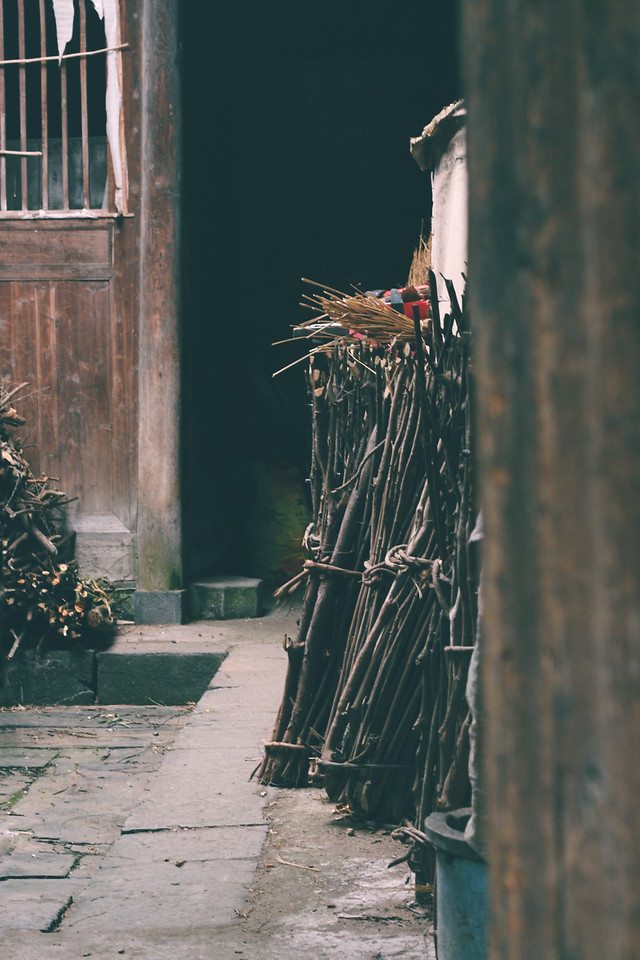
[272,267,432,380]
[407,233,432,287]
[297,278,426,344]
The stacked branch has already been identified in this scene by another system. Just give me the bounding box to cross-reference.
[1,381,117,659]
[259,274,478,885]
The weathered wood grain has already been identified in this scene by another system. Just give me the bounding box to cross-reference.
[463,1,640,956]
[136,0,182,592]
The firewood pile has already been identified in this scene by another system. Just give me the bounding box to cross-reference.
[259,272,479,885]
[0,382,117,660]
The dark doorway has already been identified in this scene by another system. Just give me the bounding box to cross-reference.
[181,5,460,588]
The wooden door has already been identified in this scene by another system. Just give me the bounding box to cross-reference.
[0,219,137,579]
[0,0,140,582]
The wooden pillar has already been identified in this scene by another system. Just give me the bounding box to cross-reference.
[136,0,182,614]
[462,2,640,957]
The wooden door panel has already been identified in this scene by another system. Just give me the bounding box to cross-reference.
[0,219,136,554]
[0,277,116,518]
[0,228,112,276]
[52,280,114,517]
[2,281,59,480]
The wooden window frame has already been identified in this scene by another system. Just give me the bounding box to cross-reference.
[0,0,128,219]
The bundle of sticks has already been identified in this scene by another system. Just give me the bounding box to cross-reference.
[259,272,478,886]
[0,382,116,660]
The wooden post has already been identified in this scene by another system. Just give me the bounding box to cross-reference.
[462,2,640,957]
[136,0,182,618]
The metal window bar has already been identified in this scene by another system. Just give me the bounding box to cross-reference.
[79,0,89,208]
[60,27,69,209]
[39,0,46,208]
[0,0,125,216]
[17,0,26,209]
[115,3,127,215]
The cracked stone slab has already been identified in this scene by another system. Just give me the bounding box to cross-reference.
[62,826,268,933]
[124,748,267,831]
[5,756,167,835]
[0,770,33,805]
[64,858,257,932]
[0,850,76,879]
[0,878,79,931]
[0,749,58,770]
[107,823,268,863]
[17,813,135,846]
[0,705,192,731]
[0,727,183,750]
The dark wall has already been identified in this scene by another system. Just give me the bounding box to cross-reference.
[181,6,460,583]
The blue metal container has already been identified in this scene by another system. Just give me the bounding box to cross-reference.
[424,808,488,960]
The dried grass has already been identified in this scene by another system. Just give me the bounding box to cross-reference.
[407,234,432,287]
[298,278,420,344]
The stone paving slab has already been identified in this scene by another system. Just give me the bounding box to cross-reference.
[65,827,266,932]
[97,824,268,863]
[3,758,177,843]
[0,609,435,960]
[123,748,269,832]
[207,643,288,684]
[0,703,195,934]
[196,684,283,714]
[0,748,58,769]
[0,704,192,729]
[0,878,80,931]
[18,812,136,846]
[165,719,270,752]
[0,727,183,750]
[116,608,298,650]
[66,861,257,932]
[0,850,76,879]
[0,770,33,806]
[0,612,303,954]
[5,926,251,959]
[122,643,286,834]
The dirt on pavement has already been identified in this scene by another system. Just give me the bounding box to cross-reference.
[225,786,436,960]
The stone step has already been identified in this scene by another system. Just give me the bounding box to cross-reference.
[0,644,227,708]
[96,644,227,706]
[188,576,264,621]
[0,650,95,708]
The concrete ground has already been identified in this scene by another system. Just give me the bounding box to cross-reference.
[0,603,435,959]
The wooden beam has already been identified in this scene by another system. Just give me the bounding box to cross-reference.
[137,0,182,594]
[463,1,640,957]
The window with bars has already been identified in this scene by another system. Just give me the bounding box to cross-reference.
[0,0,127,216]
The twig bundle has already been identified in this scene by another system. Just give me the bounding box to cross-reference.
[0,381,117,660]
[259,273,478,887]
